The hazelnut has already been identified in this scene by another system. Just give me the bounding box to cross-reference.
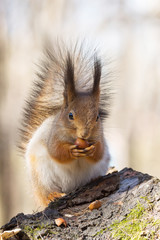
[75,138,89,149]
[55,218,67,227]
[88,200,102,210]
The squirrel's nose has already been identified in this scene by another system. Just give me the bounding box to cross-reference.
[78,130,89,139]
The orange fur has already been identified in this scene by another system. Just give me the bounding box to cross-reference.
[47,192,66,202]
[48,142,75,164]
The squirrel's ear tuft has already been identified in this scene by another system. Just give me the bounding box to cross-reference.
[63,53,76,106]
[92,56,101,99]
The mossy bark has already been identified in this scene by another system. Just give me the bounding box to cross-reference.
[1,168,160,240]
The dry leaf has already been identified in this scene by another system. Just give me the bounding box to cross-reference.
[88,200,102,210]
[0,228,21,240]
[55,218,67,227]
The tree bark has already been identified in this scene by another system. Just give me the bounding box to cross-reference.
[1,168,160,239]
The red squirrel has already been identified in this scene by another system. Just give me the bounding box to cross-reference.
[19,42,111,207]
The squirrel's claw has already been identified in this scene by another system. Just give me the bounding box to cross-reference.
[71,144,95,158]
[69,145,78,150]
[84,145,95,151]
[72,152,87,157]
[72,148,87,153]
[85,145,96,157]
[46,192,66,204]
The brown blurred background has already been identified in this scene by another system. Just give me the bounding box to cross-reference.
[0,0,160,226]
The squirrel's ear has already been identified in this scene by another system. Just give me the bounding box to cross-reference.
[63,54,76,106]
[92,57,101,99]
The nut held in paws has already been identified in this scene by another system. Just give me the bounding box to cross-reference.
[75,138,89,149]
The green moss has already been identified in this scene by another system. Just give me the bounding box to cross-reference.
[94,227,108,237]
[23,223,58,239]
[109,201,160,240]
[94,199,160,239]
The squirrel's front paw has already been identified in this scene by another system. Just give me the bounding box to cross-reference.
[70,144,95,158]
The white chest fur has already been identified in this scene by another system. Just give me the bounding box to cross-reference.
[26,117,110,195]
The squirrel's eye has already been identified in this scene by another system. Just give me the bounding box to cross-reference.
[96,114,100,122]
[69,112,74,120]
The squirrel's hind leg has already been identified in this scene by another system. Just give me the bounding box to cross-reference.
[47,192,66,204]
[34,190,66,207]
[34,187,66,207]
[28,154,66,207]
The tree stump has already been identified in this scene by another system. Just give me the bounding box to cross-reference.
[1,168,160,239]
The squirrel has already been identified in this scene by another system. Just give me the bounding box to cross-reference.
[19,42,111,207]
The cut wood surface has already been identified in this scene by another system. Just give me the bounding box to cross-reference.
[1,168,160,239]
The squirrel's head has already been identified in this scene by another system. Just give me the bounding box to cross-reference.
[61,53,102,141]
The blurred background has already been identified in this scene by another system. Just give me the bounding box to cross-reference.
[0,0,160,226]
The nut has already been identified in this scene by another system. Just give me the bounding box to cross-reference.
[55,218,67,227]
[88,200,102,210]
[75,138,89,149]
